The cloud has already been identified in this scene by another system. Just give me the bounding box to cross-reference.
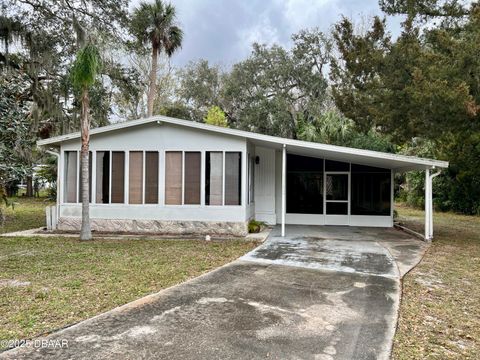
[235,16,281,55]
[131,0,403,67]
[277,0,341,31]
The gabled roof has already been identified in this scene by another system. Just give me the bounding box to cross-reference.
[37,115,449,171]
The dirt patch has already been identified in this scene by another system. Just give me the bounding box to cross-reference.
[0,279,31,287]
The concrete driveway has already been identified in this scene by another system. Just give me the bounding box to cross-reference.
[1,226,426,360]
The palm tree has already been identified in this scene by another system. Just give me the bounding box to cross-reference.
[71,38,101,241]
[131,0,183,117]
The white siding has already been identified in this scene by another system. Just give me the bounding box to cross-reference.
[254,146,276,224]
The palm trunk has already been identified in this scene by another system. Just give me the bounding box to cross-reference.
[80,88,92,241]
[147,45,159,117]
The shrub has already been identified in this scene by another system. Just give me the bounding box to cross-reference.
[248,219,265,233]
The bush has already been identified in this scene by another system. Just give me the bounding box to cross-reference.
[248,219,265,233]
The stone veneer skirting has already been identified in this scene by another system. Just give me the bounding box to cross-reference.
[57,217,248,237]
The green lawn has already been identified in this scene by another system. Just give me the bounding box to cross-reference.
[1,197,53,234]
[2,198,479,357]
[0,198,257,348]
[393,204,480,359]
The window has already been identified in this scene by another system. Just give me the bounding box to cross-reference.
[96,151,110,203]
[205,152,223,205]
[165,151,182,205]
[145,151,159,204]
[111,151,125,203]
[286,154,323,214]
[79,152,92,203]
[64,151,78,203]
[351,164,391,216]
[184,152,201,204]
[225,152,242,205]
[129,151,143,204]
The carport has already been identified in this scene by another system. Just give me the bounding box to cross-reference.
[248,135,449,241]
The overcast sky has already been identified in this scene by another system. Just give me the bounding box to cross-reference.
[131,0,404,67]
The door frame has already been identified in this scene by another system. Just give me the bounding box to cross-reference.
[324,171,350,225]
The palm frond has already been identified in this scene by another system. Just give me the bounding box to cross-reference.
[164,25,183,56]
[130,0,183,57]
[71,41,102,90]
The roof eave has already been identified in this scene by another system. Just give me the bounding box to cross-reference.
[36,115,449,170]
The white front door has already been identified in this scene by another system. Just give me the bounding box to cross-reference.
[324,172,350,225]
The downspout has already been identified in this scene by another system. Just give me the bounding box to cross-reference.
[46,149,60,229]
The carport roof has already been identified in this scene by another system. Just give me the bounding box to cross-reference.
[37,115,448,171]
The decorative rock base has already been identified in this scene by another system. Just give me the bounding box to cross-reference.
[57,217,248,237]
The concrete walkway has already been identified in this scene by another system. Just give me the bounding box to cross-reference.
[1,226,426,360]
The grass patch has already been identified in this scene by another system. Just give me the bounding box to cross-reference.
[393,203,480,359]
[0,236,257,347]
[1,197,53,234]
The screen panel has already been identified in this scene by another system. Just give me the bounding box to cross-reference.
[326,202,348,215]
[184,152,201,205]
[145,151,159,204]
[111,151,125,203]
[205,152,223,206]
[225,152,241,205]
[325,174,348,201]
[165,151,182,205]
[129,151,143,204]
[325,160,349,171]
[286,154,323,214]
[96,151,110,203]
[64,151,77,203]
[351,164,391,216]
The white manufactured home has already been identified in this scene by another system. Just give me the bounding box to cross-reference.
[38,116,448,239]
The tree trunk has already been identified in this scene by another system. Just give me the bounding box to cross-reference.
[26,175,33,197]
[80,88,92,241]
[147,45,159,117]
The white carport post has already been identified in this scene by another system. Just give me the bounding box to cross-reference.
[426,168,442,240]
[425,168,431,240]
[281,144,286,237]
